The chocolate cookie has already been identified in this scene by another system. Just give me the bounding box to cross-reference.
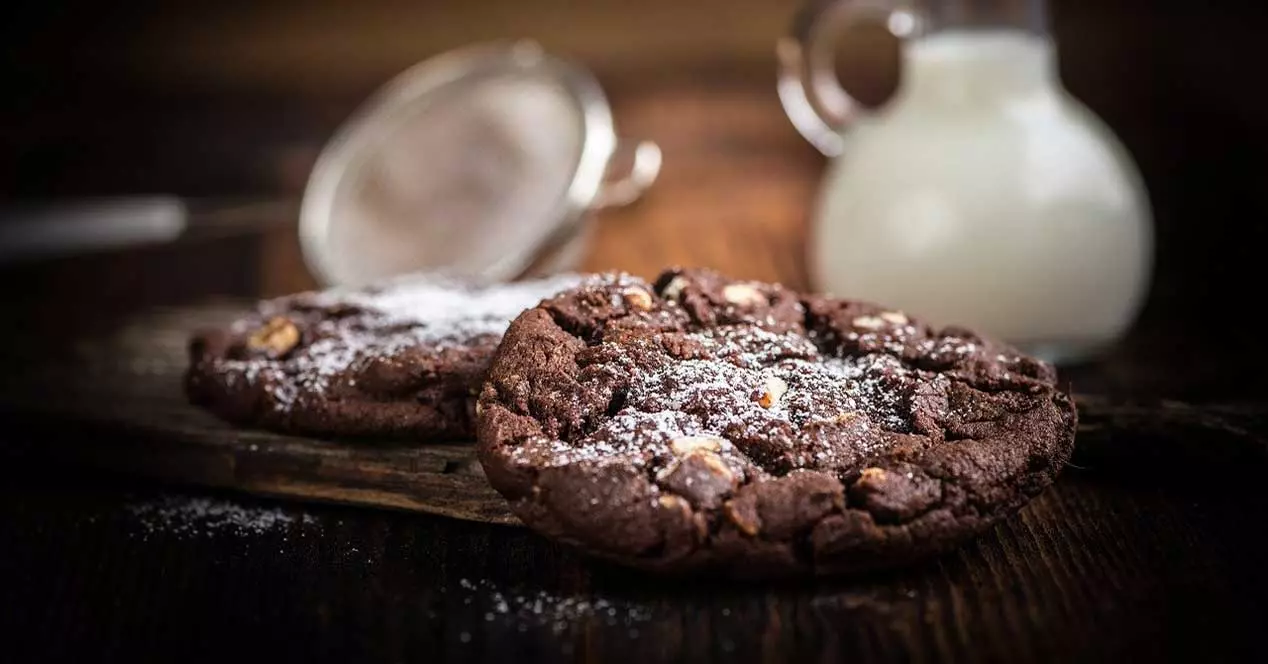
[476,269,1076,577]
[186,273,580,440]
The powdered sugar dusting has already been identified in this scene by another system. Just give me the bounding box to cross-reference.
[511,308,946,475]
[125,494,317,539]
[454,577,653,637]
[308,273,583,342]
[917,336,980,364]
[690,327,819,369]
[215,273,581,413]
[611,352,916,466]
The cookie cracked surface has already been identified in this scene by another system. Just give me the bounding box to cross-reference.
[186,273,580,440]
[476,269,1077,577]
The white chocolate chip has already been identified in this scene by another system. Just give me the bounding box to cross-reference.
[722,283,767,307]
[851,315,885,330]
[661,276,689,301]
[622,286,653,311]
[756,376,788,408]
[670,435,723,456]
[879,311,908,325]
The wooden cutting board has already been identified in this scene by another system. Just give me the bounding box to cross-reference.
[0,305,515,524]
[1,304,1264,526]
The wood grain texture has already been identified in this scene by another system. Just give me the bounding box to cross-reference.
[3,462,1266,663]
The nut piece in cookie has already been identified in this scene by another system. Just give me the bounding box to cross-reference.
[724,498,762,536]
[656,450,738,508]
[622,286,654,311]
[246,316,300,358]
[851,315,886,331]
[756,376,788,409]
[661,276,689,301]
[721,283,767,308]
[669,435,724,456]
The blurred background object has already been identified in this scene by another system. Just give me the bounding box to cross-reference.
[295,39,660,287]
[0,196,298,264]
[1,0,1266,389]
[779,0,1152,364]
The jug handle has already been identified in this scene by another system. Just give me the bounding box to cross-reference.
[777,0,920,156]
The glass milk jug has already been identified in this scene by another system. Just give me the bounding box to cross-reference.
[778,0,1153,364]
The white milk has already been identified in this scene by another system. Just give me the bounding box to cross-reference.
[811,31,1152,362]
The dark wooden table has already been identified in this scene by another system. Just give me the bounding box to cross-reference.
[4,58,1268,664]
[2,457,1264,664]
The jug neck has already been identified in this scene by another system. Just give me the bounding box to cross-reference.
[913,0,1049,36]
[897,30,1058,104]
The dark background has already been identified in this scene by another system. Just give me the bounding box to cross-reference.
[2,0,1265,320]
[2,2,1268,662]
